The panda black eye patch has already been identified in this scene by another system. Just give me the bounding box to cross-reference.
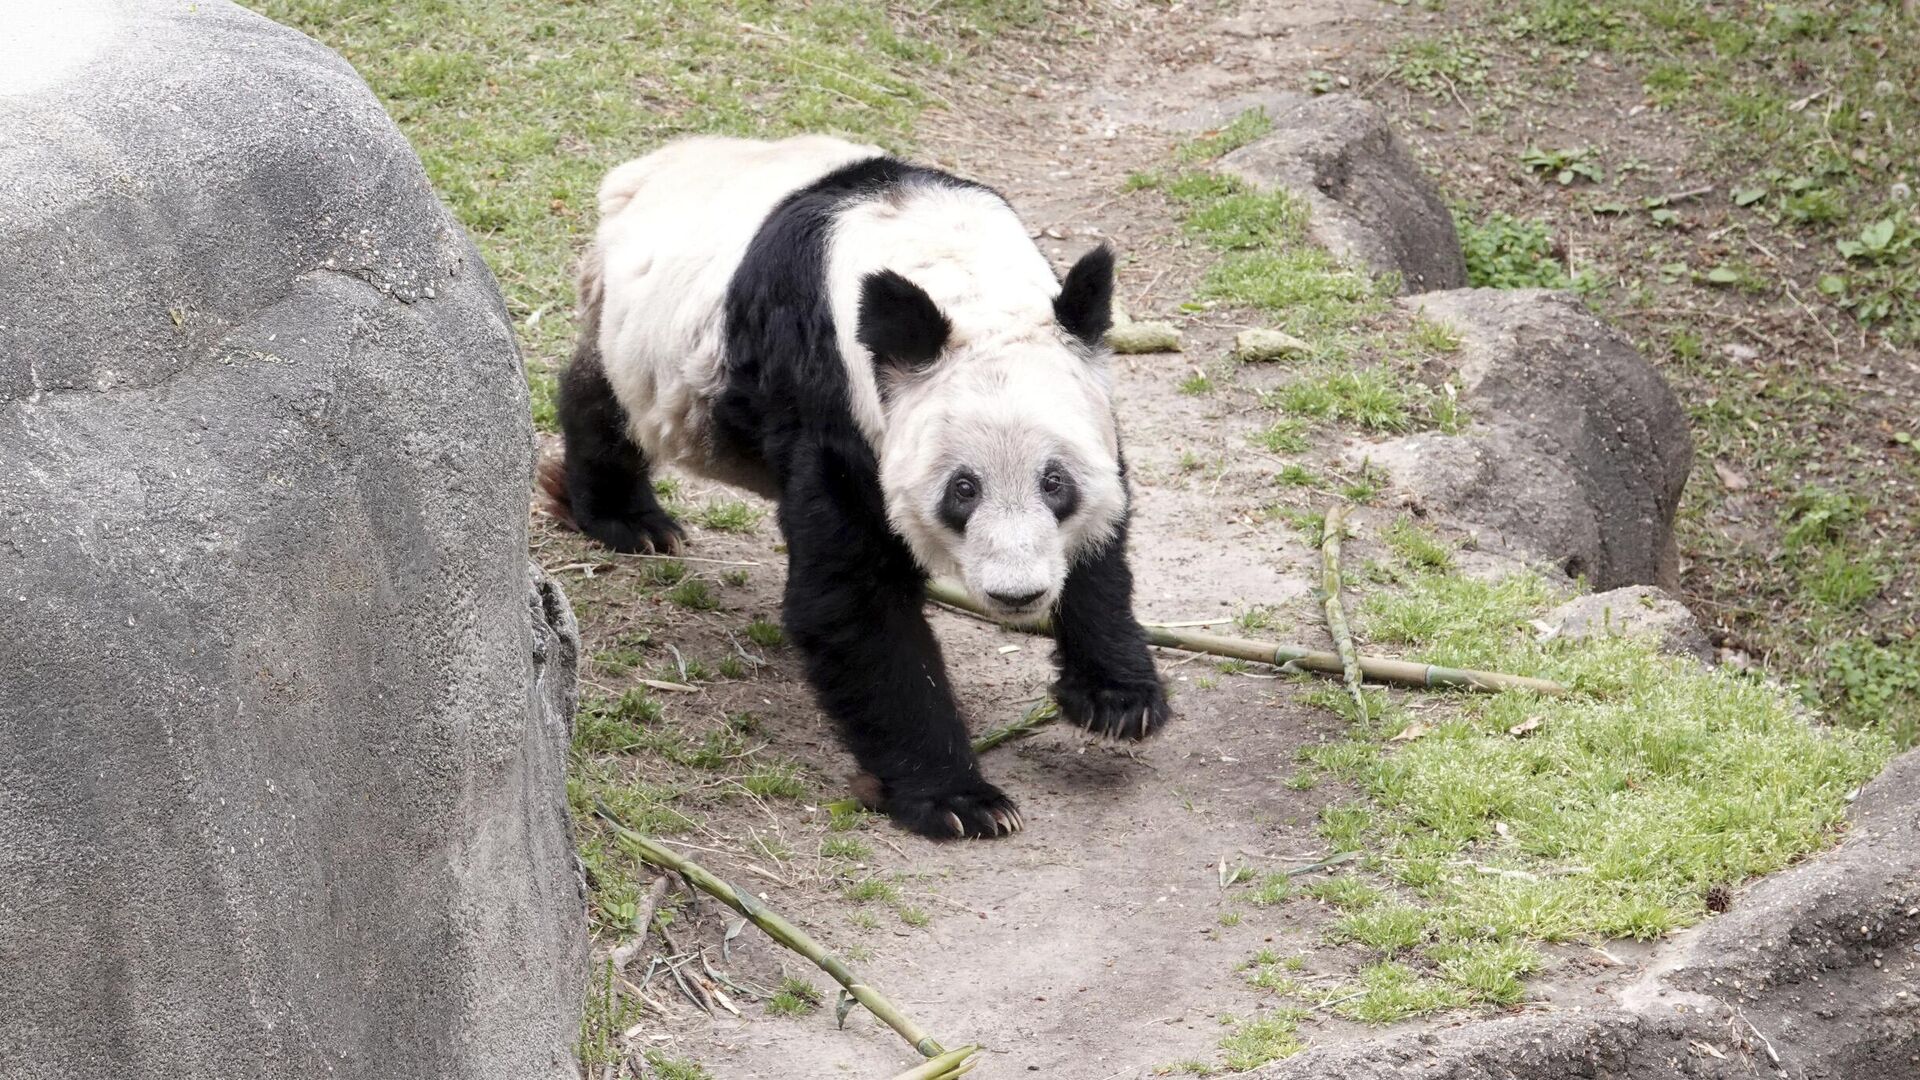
[1039,461,1079,521]
[939,470,981,533]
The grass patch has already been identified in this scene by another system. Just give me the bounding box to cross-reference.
[842,877,900,904]
[1217,1010,1308,1070]
[1266,369,1417,433]
[667,579,721,611]
[765,977,823,1017]
[1354,567,1890,940]
[695,499,763,534]
[1333,962,1467,1023]
[1381,518,1455,572]
[1176,107,1274,163]
[745,617,786,648]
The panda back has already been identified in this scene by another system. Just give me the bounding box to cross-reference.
[592,136,883,477]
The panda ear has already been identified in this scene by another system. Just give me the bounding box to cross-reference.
[1054,245,1115,347]
[858,270,951,374]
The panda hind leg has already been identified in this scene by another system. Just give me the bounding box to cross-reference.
[552,346,686,555]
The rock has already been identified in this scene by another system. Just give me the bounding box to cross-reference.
[1107,321,1183,353]
[1549,585,1713,663]
[1217,94,1467,293]
[1363,289,1693,589]
[0,3,585,1077]
[1232,327,1312,362]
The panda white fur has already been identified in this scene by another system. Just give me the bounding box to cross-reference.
[546,135,1169,839]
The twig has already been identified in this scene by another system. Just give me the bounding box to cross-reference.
[924,581,1568,696]
[608,874,673,974]
[594,801,954,1059]
[1319,505,1368,724]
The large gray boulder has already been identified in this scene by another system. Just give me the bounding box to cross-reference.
[0,3,585,1077]
[1218,94,1468,293]
[1360,289,1693,589]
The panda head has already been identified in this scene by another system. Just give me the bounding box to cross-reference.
[862,247,1126,620]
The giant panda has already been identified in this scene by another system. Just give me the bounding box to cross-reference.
[543,135,1169,839]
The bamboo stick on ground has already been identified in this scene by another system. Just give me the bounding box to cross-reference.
[1319,505,1368,723]
[888,1045,982,1080]
[592,801,950,1059]
[923,580,1567,696]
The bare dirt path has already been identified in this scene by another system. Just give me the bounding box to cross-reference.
[543,2,1665,1076]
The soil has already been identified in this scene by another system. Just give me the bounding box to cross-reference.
[536,2,1913,1077]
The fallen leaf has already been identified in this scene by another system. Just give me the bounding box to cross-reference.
[1713,461,1749,491]
[996,645,1022,654]
[1390,722,1432,742]
[1508,716,1544,738]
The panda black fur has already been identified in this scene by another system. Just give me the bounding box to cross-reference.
[547,135,1170,840]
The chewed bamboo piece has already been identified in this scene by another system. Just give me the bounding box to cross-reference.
[1319,505,1368,723]
[592,802,951,1060]
[924,580,1567,697]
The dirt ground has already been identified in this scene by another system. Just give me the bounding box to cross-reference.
[537,1,1827,1076]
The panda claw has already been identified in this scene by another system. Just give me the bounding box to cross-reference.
[883,776,1022,841]
[1053,677,1171,742]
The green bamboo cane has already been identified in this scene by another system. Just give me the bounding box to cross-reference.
[1319,505,1369,723]
[592,801,948,1059]
[924,579,1567,696]
[888,1045,981,1080]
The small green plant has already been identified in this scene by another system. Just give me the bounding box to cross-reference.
[642,1051,713,1079]
[739,764,807,800]
[1217,1009,1308,1069]
[1179,370,1217,395]
[745,617,785,647]
[722,568,750,587]
[1251,419,1311,454]
[765,977,823,1017]
[641,559,688,586]
[1334,962,1466,1023]
[696,499,763,533]
[897,904,931,928]
[1246,872,1291,906]
[1268,369,1416,432]
[821,835,870,860]
[1455,210,1569,289]
[668,578,720,611]
[1306,876,1384,911]
[1520,146,1602,185]
[842,877,900,904]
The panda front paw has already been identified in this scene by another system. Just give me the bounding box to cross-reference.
[1054,675,1170,741]
[581,508,686,555]
[873,774,1023,840]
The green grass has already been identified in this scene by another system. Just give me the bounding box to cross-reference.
[1306,876,1384,911]
[1332,903,1429,955]
[1216,1010,1308,1070]
[1334,962,1467,1023]
[694,499,764,534]
[1381,518,1455,572]
[1176,106,1274,163]
[820,835,870,861]
[745,617,786,648]
[842,877,900,904]
[1266,369,1417,433]
[642,1051,714,1080]
[667,578,721,611]
[765,977,823,1017]
[254,0,1063,429]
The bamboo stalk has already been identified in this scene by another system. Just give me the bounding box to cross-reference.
[1319,505,1368,723]
[924,580,1567,697]
[889,1045,982,1080]
[971,699,1059,753]
[592,801,949,1059]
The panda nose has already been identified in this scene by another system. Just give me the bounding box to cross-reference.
[989,588,1046,609]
